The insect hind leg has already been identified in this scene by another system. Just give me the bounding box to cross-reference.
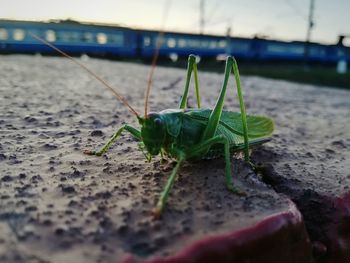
[179,55,201,109]
[200,57,250,163]
[84,124,141,156]
[230,57,250,162]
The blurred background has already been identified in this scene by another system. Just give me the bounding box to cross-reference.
[0,0,349,88]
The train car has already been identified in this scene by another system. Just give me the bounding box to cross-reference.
[1,19,349,64]
[254,38,350,63]
[138,30,229,59]
[138,30,261,61]
[227,37,257,60]
[326,44,350,64]
[0,19,138,57]
[256,39,306,61]
[307,43,329,63]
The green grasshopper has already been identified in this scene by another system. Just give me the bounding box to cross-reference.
[84,55,274,218]
[31,34,273,218]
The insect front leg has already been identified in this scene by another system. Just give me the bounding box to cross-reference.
[179,54,201,109]
[186,135,246,195]
[84,124,141,156]
[153,152,185,219]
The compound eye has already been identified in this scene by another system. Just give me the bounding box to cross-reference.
[154,118,162,126]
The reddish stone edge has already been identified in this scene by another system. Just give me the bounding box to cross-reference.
[121,200,312,263]
[326,191,350,262]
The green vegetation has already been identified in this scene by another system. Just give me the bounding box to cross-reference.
[157,59,350,89]
[239,63,350,90]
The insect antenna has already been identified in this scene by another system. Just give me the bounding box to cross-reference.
[144,0,172,117]
[29,33,140,118]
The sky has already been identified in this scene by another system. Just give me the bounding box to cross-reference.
[1,0,350,45]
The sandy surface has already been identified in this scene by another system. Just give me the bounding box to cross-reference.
[0,54,348,262]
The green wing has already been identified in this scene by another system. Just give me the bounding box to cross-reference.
[221,111,274,139]
[185,109,274,147]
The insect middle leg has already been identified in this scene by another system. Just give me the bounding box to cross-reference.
[84,124,141,156]
[154,134,247,218]
[179,54,201,109]
[186,135,246,195]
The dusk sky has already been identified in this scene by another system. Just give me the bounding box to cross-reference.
[1,0,349,45]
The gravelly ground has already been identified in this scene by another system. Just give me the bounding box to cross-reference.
[0,54,349,263]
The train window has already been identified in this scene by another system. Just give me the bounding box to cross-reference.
[109,34,124,45]
[57,31,67,42]
[218,40,227,48]
[267,44,304,55]
[46,30,56,42]
[167,38,176,48]
[337,49,344,56]
[187,39,200,48]
[13,29,25,41]
[289,45,304,54]
[97,33,107,44]
[178,39,186,48]
[58,31,80,42]
[267,45,281,53]
[143,36,151,46]
[310,47,326,56]
[209,41,217,49]
[201,41,209,48]
[71,32,81,42]
[83,32,95,43]
[0,28,8,40]
[231,42,250,52]
[26,29,40,40]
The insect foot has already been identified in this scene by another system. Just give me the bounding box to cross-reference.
[227,185,247,196]
[152,207,162,220]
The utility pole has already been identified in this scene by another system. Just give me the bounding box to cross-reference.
[225,25,232,56]
[304,0,315,68]
[200,0,205,34]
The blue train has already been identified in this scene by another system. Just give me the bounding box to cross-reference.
[0,19,349,64]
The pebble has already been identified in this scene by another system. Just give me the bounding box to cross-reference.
[90,130,104,137]
[60,185,76,193]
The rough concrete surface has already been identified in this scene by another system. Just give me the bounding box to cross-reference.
[0,55,348,262]
[250,73,350,262]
